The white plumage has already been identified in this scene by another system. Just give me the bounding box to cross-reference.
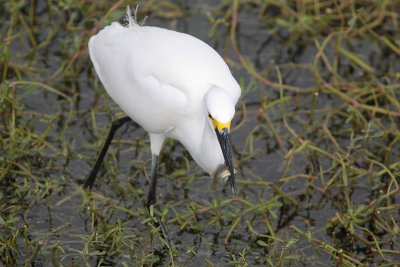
[87,8,240,190]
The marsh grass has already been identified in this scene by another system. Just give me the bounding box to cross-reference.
[1,0,399,266]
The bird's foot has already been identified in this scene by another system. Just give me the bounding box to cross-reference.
[147,203,172,250]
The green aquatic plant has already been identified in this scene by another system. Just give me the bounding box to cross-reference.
[0,0,399,265]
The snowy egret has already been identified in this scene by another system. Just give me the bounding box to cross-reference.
[84,7,241,207]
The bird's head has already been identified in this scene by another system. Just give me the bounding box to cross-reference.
[205,88,236,194]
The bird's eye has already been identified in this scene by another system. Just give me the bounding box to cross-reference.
[208,113,213,119]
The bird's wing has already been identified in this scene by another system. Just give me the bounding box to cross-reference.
[129,71,188,112]
[124,25,240,102]
[89,25,189,132]
[89,23,240,123]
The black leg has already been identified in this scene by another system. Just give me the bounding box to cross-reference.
[145,154,171,246]
[84,116,132,188]
[147,154,158,208]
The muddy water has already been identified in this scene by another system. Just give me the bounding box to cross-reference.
[3,1,399,265]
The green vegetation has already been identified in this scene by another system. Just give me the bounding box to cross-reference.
[1,0,399,266]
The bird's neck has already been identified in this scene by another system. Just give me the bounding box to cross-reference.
[173,116,224,175]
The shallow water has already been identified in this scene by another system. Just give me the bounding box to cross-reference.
[1,1,399,266]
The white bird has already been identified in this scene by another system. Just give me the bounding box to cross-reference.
[84,7,241,208]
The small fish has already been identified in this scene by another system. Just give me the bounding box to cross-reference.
[212,164,238,190]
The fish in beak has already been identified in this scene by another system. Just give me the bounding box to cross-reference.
[213,120,236,194]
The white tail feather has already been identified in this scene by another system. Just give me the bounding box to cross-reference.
[125,5,147,27]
